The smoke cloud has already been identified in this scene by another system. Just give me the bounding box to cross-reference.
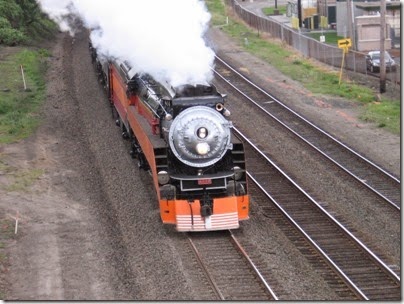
[38,0,215,86]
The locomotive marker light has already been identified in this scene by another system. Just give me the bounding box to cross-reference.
[158,171,170,185]
[233,166,243,180]
[197,127,208,139]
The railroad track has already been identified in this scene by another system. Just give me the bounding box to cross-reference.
[213,55,400,210]
[233,127,400,300]
[186,231,278,300]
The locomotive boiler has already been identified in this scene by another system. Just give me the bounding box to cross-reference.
[90,44,249,231]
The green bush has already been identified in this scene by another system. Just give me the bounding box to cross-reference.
[25,19,58,42]
[0,27,26,45]
[0,0,23,27]
[0,16,11,28]
[0,0,56,46]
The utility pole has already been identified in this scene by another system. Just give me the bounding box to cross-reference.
[380,0,386,93]
[346,0,357,50]
[297,0,302,28]
[346,0,353,39]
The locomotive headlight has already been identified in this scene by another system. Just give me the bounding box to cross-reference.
[196,142,210,155]
[197,127,208,139]
[158,170,170,185]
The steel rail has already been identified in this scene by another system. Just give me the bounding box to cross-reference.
[247,172,367,300]
[233,126,400,291]
[187,236,225,300]
[229,231,279,300]
[213,55,400,210]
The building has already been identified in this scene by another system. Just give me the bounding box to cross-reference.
[334,0,400,51]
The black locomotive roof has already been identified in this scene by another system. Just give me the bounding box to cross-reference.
[171,95,224,117]
[112,59,220,101]
[173,84,219,98]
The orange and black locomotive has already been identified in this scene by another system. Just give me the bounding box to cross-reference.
[90,44,249,231]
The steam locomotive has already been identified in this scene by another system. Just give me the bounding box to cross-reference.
[90,43,249,231]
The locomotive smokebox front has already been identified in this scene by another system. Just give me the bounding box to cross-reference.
[168,105,233,168]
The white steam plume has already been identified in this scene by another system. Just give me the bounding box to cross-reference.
[38,0,215,86]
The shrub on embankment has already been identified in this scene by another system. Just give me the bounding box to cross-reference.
[0,0,57,46]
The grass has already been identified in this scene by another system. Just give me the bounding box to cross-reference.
[0,48,50,144]
[4,168,44,192]
[0,46,48,293]
[204,0,400,134]
[306,32,345,45]
[262,5,287,16]
[360,100,400,134]
[0,156,43,192]
[206,0,228,26]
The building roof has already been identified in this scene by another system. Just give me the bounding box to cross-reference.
[354,1,401,10]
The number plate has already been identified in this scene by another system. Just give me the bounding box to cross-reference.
[198,179,212,185]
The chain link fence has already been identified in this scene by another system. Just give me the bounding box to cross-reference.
[225,0,400,83]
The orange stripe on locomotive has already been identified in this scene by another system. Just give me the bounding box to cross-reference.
[107,62,249,232]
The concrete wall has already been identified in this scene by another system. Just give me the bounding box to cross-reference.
[356,15,391,51]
